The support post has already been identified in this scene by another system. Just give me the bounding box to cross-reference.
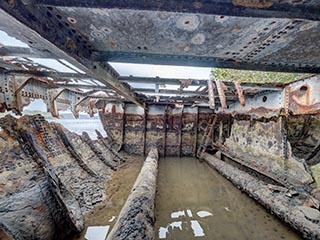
[143,109,147,157]
[179,106,184,158]
[193,107,199,157]
[163,106,168,158]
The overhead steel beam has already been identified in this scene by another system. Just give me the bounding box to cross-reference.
[0,3,144,108]
[119,76,207,86]
[0,46,56,59]
[23,0,320,21]
[2,69,89,80]
[94,51,320,74]
[55,83,109,90]
[134,88,208,96]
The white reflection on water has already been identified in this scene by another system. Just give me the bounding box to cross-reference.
[159,209,213,239]
[171,210,185,218]
[190,220,205,237]
[196,211,213,218]
[84,226,110,240]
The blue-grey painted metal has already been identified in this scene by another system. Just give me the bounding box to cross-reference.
[0,1,144,107]
[1,0,320,73]
[23,0,320,21]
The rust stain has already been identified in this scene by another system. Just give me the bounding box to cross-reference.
[8,0,15,8]
[215,80,227,109]
[65,38,77,52]
[35,205,45,213]
[193,1,203,9]
[300,22,318,31]
[109,40,117,47]
[232,0,273,8]
[234,81,246,107]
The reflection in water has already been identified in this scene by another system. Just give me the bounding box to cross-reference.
[159,209,213,239]
[84,226,110,240]
[155,157,302,240]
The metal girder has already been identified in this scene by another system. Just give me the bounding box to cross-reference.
[220,75,320,118]
[0,46,56,59]
[93,51,320,73]
[0,73,122,117]
[0,3,144,108]
[2,69,90,80]
[134,88,208,96]
[119,76,208,86]
[23,0,320,21]
[2,1,320,74]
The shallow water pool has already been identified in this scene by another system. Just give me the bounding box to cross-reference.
[155,157,302,240]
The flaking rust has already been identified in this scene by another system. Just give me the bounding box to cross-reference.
[232,0,273,8]
[234,81,246,107]
[99,103,214,157]
[0,114,124,240]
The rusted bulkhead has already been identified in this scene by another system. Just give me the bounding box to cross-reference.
[99,103,214,157]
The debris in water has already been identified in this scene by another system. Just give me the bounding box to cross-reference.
[171,210,185,218]
[108,216,116,222]
[196,210,213,218]
[190,220,205,237]
[84,226,110,240]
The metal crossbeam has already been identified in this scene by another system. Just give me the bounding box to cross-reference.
[93,51,320,73]
[0,4,144,108]
[23,0,320,21]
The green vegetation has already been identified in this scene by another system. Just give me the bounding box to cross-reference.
[211,68,308,83]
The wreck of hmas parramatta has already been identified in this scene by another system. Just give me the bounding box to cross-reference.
[0,1,320,240]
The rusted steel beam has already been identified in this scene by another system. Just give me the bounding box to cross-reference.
[26,0,320,21]
[234,81,246,107]
[143,110,147,157]
[0,6,144,108]
[221,75,320,118]
[178,106,184,158]
[121,103,126,150]
[119,76,207,86]
[207,79,216,110]
[3,69,90,80]
[193,107,199,157]
[215,80,227,110]
[163,106,168,157]
[134,88,208,96]
[0,45,56,59]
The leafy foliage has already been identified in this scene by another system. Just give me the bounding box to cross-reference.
[211,68,308,83]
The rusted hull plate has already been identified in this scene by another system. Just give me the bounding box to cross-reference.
[99,103,214,157]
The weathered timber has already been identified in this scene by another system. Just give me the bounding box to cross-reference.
[107,148,159,240]
[201,153,320,240]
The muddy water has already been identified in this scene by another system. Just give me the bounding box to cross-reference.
[155,157,302,240]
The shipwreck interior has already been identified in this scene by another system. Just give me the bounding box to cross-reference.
[0,1,320,240]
